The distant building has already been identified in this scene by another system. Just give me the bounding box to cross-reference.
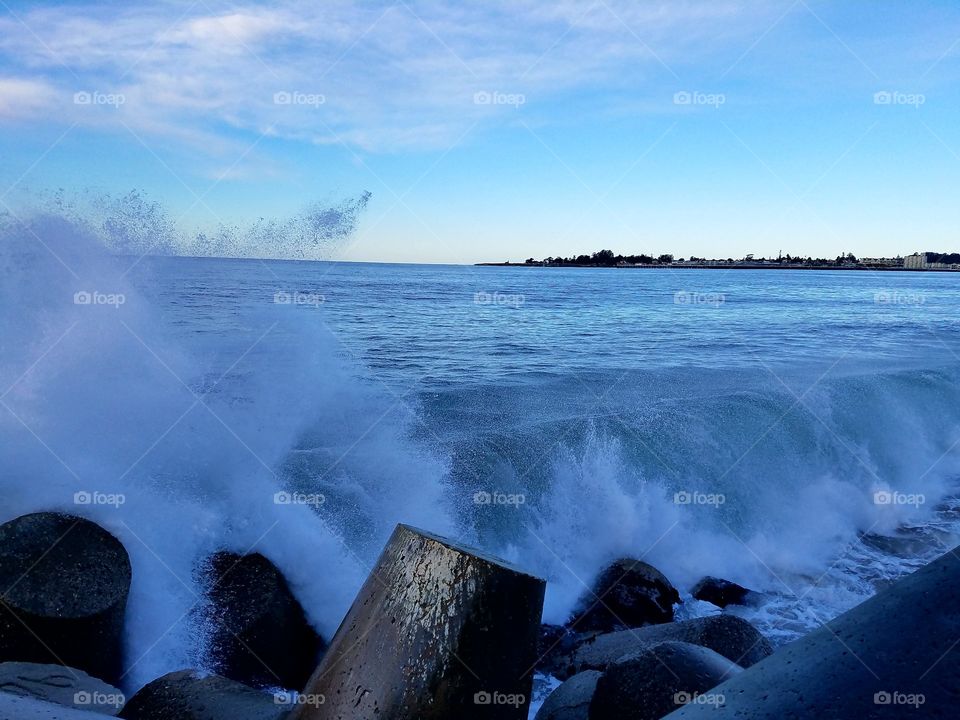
[860,256,902,268]
[903,252,960,270]
[903,253,925,269]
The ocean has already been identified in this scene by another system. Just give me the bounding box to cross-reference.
[2,218,959,699]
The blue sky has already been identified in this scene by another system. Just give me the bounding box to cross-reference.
[0,0,958,263]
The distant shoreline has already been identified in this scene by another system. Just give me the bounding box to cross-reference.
[475,263,960,272]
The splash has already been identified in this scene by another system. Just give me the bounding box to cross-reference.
[6,187,372,260]
[0,205,447,691]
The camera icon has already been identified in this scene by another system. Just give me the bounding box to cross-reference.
[473,91,492,105]
[273,491,292,505]
[73,91,92,105]
[74,291,92,305]
[674,691,692,705]
[874,490,892,505]
[274,290,292,304]
[673,291,691,305]
[673,91,692,105]
[473,491,492,505]
[673,491,691,505]
[74,491,92,505]
[874,691,891,705]
[874,91,892,105]
[273,91,292,105]
[473,691,492,705]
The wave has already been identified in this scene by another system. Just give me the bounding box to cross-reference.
[2,206,959,692]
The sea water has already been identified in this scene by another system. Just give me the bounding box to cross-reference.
[2,214,959,701]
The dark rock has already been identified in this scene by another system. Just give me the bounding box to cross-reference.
[567,558,679,633]
[201,551,323,690]
[690,576,755,608]
[290,524,546,720]
[535,670,601,720]
[0,691,119,719]
[589,641,741,720]
[118,670,288,720]
[662,548,960,719]
[558,615,772,679]
[0,513,131,685]
[537,624,580,673]
[0,662,124,715]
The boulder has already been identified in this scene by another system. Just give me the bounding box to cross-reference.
[557,615,772,679]
[690,576,755,608]
[0,691,119,719]
[201,551,323,690]
[291,524,546,720]
[663,548,960,718]
[117,670,289,720]
[0,662,124,715]
[0,513,131,685]
[589,641,741,720]
[567,558,679,633]
[535,670,601,720]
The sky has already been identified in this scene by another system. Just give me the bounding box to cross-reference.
[0,0,958,263]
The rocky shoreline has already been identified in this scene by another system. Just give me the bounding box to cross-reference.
[0,510,957,718]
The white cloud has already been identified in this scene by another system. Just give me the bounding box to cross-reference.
[0,0,796,151]
[0,76,60,119]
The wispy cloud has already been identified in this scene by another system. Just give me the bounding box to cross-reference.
[0,0,795,152]
[0,76,58,119]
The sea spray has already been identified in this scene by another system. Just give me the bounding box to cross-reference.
[0,209,449,690]
[3,201,960,690]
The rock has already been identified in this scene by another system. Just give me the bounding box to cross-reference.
[662,548,960,719]
[557,615,772,679]
[567,558,679,633]
[0,663,124,715]
[535,670,601,720]
[690,576,755,608]
[117,670,289,720]
[0,691,119,719]
[589,641,741,720]
[291,524,546,720]
[537,624,580,673]
[0,513,131,685]
[201,551,324,690]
